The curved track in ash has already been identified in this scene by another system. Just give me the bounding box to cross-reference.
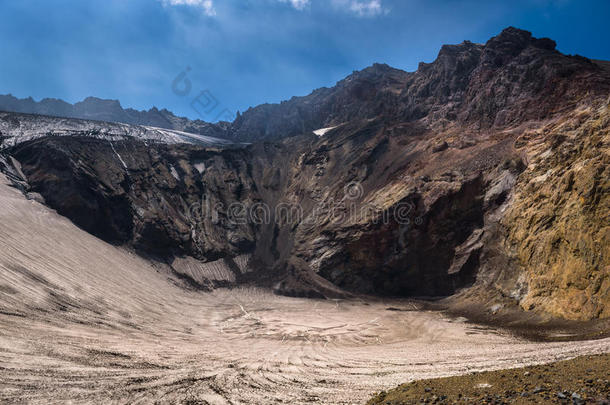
[0,176,608,404]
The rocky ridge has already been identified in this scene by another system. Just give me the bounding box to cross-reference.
[0,95,228,139]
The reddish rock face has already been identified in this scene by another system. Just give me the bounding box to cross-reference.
[2,27,609,320]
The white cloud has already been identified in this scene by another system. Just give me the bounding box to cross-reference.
[160,0,216,16]
[332,0,386,17]
[278,0,311,10]
[160,0,385,17]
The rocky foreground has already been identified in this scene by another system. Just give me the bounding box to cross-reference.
[368,354,610,404]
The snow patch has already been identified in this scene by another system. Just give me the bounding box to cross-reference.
[313,125,339,137]
[142,126,233,146]
[194,163,206,174]
[0,111,238,149]
[109,141,128,171]
[169,165,180,181]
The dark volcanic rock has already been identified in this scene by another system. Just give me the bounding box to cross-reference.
[8,137,262,261]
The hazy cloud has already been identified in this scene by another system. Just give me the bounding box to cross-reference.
[160,0,216,16]
[332,0,386,17]
[278,0,311,10]
[278,0,385,16]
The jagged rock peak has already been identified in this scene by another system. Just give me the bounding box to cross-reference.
[437,40,483,58]
[347,63,403,77]
[485,26,556,54]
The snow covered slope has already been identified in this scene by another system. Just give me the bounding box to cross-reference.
[0,111,236,148]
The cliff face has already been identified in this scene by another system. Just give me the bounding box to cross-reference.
[266,28,610,319]
[7,137,268,258]
[501,104,609,320]
[1,27,608,321]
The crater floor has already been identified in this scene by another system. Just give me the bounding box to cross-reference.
[0,175,608,404]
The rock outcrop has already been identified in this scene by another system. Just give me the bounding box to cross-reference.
[501,104,609,320]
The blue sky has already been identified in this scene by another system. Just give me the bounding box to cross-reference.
[1,0,609,121]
